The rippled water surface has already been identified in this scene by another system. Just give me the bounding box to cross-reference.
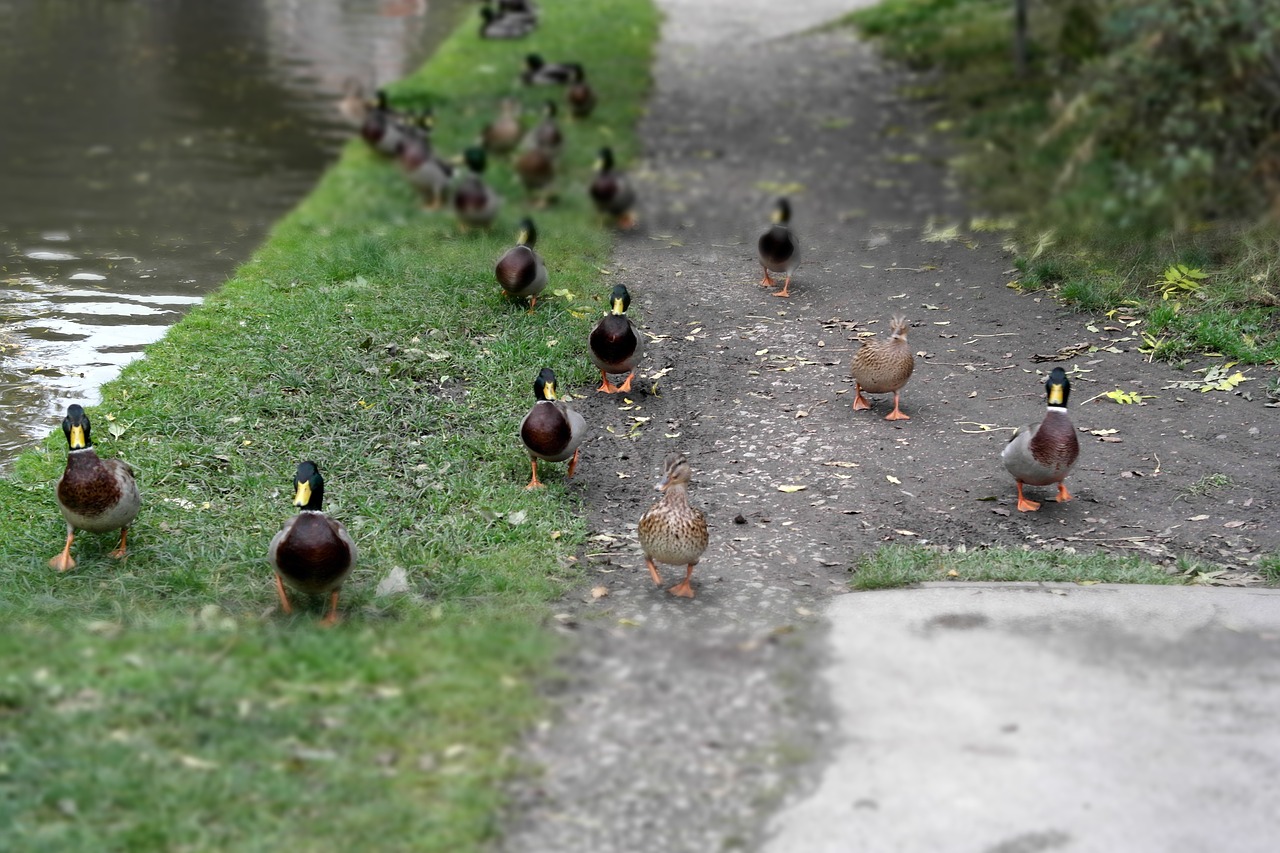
[0,0,467,467]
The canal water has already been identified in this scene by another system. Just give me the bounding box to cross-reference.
[0,0,468,469]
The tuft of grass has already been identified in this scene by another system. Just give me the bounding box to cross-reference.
[0,0,661,848]
[850,544,1182,591]
[1178,473,1234,500]
[1260,554,1280,587]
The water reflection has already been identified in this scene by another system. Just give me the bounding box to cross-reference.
[0,0,467,467]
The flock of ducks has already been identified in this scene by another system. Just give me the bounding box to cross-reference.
[45,2,1082,614]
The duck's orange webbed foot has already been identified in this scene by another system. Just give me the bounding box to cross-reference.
[645,558,663,587]
[668,566,696,598]
[885,393,910,421]
[1014,482,1041,513]
[1055,482,1073,503]
[275,574,294,614]
[851,388,873,412]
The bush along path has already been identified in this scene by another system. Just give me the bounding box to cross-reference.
[0,1,661,850]
[498,3,1280,852]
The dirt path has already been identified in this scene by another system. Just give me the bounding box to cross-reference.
[499,5,1280,851]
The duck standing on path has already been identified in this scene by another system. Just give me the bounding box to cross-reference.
[453,146,501,231]
[49,403,142,572]
[496,217,548,309]
[757,197,799,297]
[637,452,709,599]
[588,283,642,393]
[589,147,637,230]
[1001,366,1081,512]
[519,368,586,489]
[850,315,914,420]
[268,461,358,626]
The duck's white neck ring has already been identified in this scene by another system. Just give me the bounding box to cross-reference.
[1045,405,1069,413]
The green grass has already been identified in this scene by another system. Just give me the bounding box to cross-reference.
[846,0,1280,371]
[851,544,1182,591]
[0,0,660,848]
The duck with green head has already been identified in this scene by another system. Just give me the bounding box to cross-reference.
[519,368,586,489]
[1001,367,1081,512]
[49,403,142,572]
[589,147,637,230]
[588,284,642,393]
[268,461,357,626]
[496,217,548,308]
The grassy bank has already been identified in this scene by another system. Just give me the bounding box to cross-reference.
[846,0,1280,377]
[0,0,659,848]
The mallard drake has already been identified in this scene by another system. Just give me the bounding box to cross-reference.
[757,197,799,297]
[1001,367,1081,512]
[637,452,709,598]
[520,53,577,86]
[589,283,642,393]
[479,4,536,39]
[482,98,524,157]
[397,125,453,210]
[359,89,410,157]
[268,461,357,626]
[453,146,501,231]
[589,147,638,230]
[49,404,142,572]
[565,64,597,119]
[519,367,586,489]
[496,217,547,307]
[850,315,914,420]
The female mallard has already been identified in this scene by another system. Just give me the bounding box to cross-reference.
[637,452,709,599]
[496,217,547,308]
[589,147,637,230]
[1001,367,1081,512]
[482,98,523,157]
[588,283,642,393]
[268,461,357,626]
[453,146,501,231]
[519,367,586,489]
[757,197,799,297]
[479,4,536,39]
[49,403,141,572]
[520,53,577,86]
[397,124,453,210]
[565,64,597,119]
[850,315,914,420]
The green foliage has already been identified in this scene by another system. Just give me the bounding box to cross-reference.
[1154,264,1209,303]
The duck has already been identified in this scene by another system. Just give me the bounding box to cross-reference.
[589,147,638,230]
[1001,366,1081,512]
[588,284,642,393]
[565,64,597,119]
[637,452,709,599]
[849,315,914,421]
[49,403,142,572]
[496,217,548,308]
[453,146,501,231]
[520,53,577,86]
[519,367,586,489]
[396,123,453,210]
[522,99,564,157]
[479,4,536,39]
[268,461,358,626]
[359,89,410,157]
[338,77,374,127]
[481,98,524,157]
[757,197,799,297]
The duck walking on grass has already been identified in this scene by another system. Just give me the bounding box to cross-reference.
[453,146,501,231]
[588,284,642,393]
[520,368,586,490]
[49,404,141,572]
[757,197,799,297]
[1001,366,1081,512]
[637,452,709,599]
[850,315,915,420]
[482,98,524,157]
[589,147,637,230]
[565,64,597,119]
[520,53,577,85]
[496,217,548,309]
[268,461,357,627]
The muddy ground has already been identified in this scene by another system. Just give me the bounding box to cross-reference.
[499,7,1280,853]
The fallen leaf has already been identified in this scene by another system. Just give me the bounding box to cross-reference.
[1188,514,1210,521]
[886,475,902,484]
[590,586,610,599]
[777,484,808,493]
[507,510,528,526]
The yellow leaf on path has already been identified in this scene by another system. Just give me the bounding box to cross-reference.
[886,475,902,484]
[777,484,808,493]
[591,586,610,600]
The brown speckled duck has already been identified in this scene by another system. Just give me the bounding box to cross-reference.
[268,461,357,626]
[1001,367,1081,512]
[495,217,547,308]
[588,284,642,393]
[757,197,799,297]
[519,368,586,489]
[49,404,141,572]
[637,452,709,598]
[589,147,637,230]
[850,315,914,420]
